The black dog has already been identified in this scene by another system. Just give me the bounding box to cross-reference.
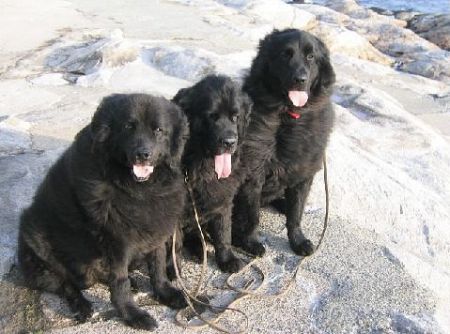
[232,29,335,257]
[173,75,251,273]
[18,94,188,330]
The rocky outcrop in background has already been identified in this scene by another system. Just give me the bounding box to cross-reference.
[406,13,450,50]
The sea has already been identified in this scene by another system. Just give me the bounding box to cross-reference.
[300,0,450,14]
[357,0,449,14]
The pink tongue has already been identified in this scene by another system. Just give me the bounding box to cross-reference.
[214,153,232,179]
[288,91,308,107]
[133,165,154,179]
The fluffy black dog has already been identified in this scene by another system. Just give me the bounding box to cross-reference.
[232,29,335,257]
[18,94,188,330]
[173,75,251,273]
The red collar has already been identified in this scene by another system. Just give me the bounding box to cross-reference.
[287,110,301,119]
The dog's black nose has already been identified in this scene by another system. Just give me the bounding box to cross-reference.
[222,137,237,148]
[293,74,307,85]
[135,149,151,161]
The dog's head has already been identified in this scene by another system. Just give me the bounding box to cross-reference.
[251,29,335,108]
[91,94,188,182]
[173,75,251,179]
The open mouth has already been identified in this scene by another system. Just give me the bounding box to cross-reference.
[288,90,308,107]
[132,163,154,182]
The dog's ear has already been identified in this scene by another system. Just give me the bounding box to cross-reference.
[238,91,252,139]
[167,103,189,171]
[90,95,116,146]
[172,87,195,117]
[312,37,336,93]
[251,30,280,76]
[256,29,299,60]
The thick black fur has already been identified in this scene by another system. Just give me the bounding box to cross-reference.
[232,29,335,257]
[173,75,251,273]
[18,94,189,330]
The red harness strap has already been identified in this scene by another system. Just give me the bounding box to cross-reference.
[287,110,301,119]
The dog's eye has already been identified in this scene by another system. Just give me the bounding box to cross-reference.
[306,53,314,61]
[283,48,294,59]
[155,127,162,134]
[124,121,135,130]
[231,115,238,123]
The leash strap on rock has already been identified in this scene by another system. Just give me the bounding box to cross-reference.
[183,171,207,296]
[172,229,249,333]
[172,172,249,333]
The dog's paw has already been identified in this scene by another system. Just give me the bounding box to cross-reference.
[233,236,266,257]
[155,285,187,309]
[290,238,315,256]
[69,295,93,323]
[168,293,188,310]
[245,240,266,257]
[75,302,93,322]
[239,240,266,257]
[217,256,245,273]
[124,307,158,331]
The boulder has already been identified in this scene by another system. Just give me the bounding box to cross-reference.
[311,22,393,65]
[407,14,450,50]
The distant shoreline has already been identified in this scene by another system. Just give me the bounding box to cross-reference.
[356,0,449,14]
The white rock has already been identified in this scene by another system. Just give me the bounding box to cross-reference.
[143,46,217,82]
[0,117,32,156]
[29,73,68,86]
[312,23,392,64]
[244,0,316,30]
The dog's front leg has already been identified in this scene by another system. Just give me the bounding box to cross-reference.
[285,177,315,256]
[232,175,266,256]
[108,242,157,330]
[148,243,187,309]
[209,210,244,273]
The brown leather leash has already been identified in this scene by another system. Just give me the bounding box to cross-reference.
[172,171,249,333]
[172,154,329,333]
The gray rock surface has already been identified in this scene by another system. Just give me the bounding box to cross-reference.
[407,14,450,51]
[1,0,449,333]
